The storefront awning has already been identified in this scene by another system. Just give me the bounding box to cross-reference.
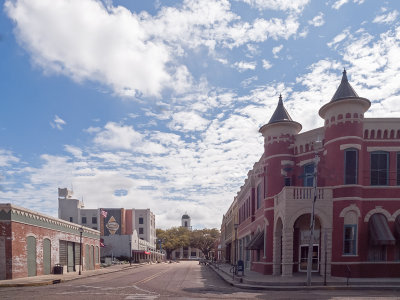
[246,231,264,250]
[394,216,400,240]
[369,214,395,246]
[133,250,151,255]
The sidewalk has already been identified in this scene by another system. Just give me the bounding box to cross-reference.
[0,262,153,288]
[208,262,400,291]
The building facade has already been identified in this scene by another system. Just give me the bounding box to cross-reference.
[223,70,400,278]
[58,188,161,262]
[0,203,100,280]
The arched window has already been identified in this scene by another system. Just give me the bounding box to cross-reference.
[364,130,369,139]
[343,211,358,255]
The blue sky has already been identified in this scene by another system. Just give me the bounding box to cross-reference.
[1,0,399,229]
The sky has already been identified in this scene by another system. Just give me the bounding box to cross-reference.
[1,0,400,229]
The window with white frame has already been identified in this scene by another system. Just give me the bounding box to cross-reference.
[343,210,358,255]
[256,183,262,210]
[344,148,358,184]
[371,151,389,185]
[303,163,314,187]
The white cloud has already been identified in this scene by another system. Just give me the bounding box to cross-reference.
[50,115,66,130]
[168,111,210,132]
[93,122,143,150]
[373,10,399,25]
[241,76,258,87]
[272,44,283,58]
[332,0,349,10]
[308,12,324,27]
[262,59,272,69]
[238,0,310,12]
[233,61,257,71]
[0,149,19,167]
[327,29,350,48]
[5,0,301,99]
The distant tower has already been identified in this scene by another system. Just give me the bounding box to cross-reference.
[181,213,191,230]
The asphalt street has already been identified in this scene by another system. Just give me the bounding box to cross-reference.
[1,261,400,299]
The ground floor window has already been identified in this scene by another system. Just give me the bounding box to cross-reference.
[343,225,357,255]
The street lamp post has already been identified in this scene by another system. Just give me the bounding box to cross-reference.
[79,227,83,275]
[129,237,132,266]
[306,139,322,286]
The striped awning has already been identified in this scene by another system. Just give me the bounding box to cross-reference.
[246,231,264,250]
[369,214,395,246]
[394,216,400,240]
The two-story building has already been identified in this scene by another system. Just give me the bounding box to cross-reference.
[226,70,400,278]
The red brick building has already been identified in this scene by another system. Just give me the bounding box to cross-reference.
[0,203,100,280]
[226,70,400,278]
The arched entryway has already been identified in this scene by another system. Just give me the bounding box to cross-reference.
[293,214,321,274]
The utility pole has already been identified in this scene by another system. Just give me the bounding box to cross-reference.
[306,140,322,286]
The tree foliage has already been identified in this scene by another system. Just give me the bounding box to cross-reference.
[189,228,220,258]
[156,227,190,259]
[156,227,220,259]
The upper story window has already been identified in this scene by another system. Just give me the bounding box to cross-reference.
[69,217,73,222]
[303,163,314,187]
[397,153,400,185]
[371,151,389,185]
[92,217,97,224]
[256,184,262,210]
[82,217,87,224]
[139,217,144,224]
[344,149,358,184]
[284,177,291,186]
[139,228,144,234]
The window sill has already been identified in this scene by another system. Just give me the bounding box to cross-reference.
[342,254,358,257]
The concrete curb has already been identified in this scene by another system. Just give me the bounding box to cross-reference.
[208,265,400,291]
[0,263,152,288]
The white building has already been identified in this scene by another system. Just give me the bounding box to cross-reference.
[58,188,161,262]
[171,214,204,260]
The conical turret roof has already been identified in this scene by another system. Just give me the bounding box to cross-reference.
[268,94,293,124]
[331,69,359,102]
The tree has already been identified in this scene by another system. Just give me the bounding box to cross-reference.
[156,227,190,259]
[189,228,220,259]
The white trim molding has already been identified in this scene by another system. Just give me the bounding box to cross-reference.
[364,206,392,222]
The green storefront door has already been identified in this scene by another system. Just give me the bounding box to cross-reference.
[27,236,37,277]
[43,239,51,275]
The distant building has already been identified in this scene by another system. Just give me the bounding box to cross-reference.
[221,70,400,278]
[171,214,203,260]
[0,203,100,280]
[58,188,162,262]
[181,213,191,230]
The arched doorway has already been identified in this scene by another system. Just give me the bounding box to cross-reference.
[293,214,321,273]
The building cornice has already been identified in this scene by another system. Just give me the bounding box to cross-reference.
[0,203,100,239]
